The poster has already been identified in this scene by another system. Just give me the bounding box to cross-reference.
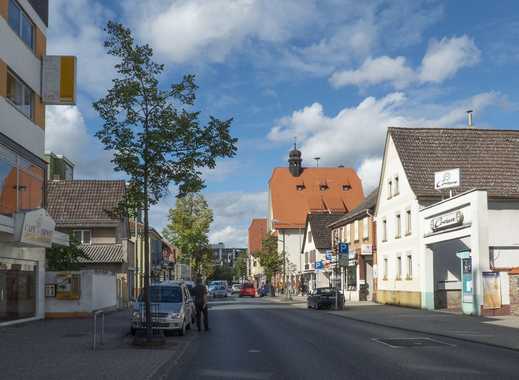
[482,272,501,310]
[55,273,81,300]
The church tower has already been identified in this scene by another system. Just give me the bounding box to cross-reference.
[288,143,302,177]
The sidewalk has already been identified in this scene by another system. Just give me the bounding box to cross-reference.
[0,310,191,380]
[273,296,519,351]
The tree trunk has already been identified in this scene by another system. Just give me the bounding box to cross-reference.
[143,170,152,339]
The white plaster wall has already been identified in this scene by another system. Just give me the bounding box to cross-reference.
[0,17,42,95]
[376,136,422,293]
[92,271,117,310]
[0,98,45,157]
[488,201,519,247]
[278,229,304,275]
[0,243,45,322]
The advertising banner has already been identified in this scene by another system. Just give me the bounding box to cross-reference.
[482,272,501,310]
[434,168,460,190]
[55,273,81,300]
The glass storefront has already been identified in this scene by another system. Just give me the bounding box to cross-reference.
[0,258,37,322]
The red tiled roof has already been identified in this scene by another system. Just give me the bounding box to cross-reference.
[248,218,267,255]
[269,167,364,228]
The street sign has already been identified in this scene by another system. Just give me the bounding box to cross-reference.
[325,250,333,260]
[339,243,349,254]
[315,260,324,270]
[338,253,349,267]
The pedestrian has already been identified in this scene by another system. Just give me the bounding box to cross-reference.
[192,276,209,331]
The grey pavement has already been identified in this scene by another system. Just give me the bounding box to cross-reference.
[0,310,192,380]
[269,295,519,351]
[166,297,519,380]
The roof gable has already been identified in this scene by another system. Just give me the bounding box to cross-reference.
[329,189,378,228]
[389,127,519,199]
[306,213,345,250]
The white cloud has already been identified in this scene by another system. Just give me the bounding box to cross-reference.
[357,157,383,193]
[419,35,481,83]
[268,91,503,171]
[45,106,115,179]
[330,56,415,89]
[330,35,480,89]
[209,226,247,247]
[47,0,115,98]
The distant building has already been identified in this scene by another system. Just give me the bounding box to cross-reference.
[44,151,74,180]
[248,218,267,286]
[210,242,246,268]
[267,144,364,289]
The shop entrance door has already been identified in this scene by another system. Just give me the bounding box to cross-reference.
[0,259,37,322]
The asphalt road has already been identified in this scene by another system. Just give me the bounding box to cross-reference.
[167,297,519,380]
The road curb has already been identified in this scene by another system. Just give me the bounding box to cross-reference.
[325,310,519,353]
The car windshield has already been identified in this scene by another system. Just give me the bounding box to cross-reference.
[139,286,182,303]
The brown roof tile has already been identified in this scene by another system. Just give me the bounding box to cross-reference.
[389,128,519,199]
[329,189,378,228]
[79,243,124,264]
[269,167,364,228]
[47,180,126,227]
[248,218,267,255]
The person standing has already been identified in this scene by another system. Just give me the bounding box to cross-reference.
[192,277,209,331]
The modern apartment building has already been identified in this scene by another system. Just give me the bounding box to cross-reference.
[0,0,71,325]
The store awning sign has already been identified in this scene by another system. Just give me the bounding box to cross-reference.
[430,210,464,232]
[434,168,460,190]
[14,209,55,248]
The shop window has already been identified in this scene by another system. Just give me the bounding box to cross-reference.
[346,265,356,290]
[7,70,34,120]
[405,209,412,235]
[382,219,387,242]
[0,258,37,322]
[406,255,413,280]
[383,258,388,280]
[72,230,91,244]
[395,213,401,239]
[396,256,402,280]
[8,0,34,50]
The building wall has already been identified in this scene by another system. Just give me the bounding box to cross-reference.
[279,228,304,276]
[376,136,422,307]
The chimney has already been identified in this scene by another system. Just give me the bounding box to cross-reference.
[466,110,473,128]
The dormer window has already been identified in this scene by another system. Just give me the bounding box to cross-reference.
[320,185,328,191]
[342,184,351,191]
[296,184,305,191]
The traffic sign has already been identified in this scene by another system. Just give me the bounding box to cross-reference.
[339,243,349,254]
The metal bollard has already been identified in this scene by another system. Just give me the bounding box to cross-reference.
[92,310,105,351]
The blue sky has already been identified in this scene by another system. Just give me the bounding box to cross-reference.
[44,0,519,246]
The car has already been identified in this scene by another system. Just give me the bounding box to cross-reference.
[131,281,194,336]
[231,283,241,294]
[239,283,256,297]
[307,287,344,310]
[210,285,228,298]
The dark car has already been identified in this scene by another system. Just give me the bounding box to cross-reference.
[307,287,344,310]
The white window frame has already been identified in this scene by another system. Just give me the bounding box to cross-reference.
[394,175,399,196]
[395,213,401,239]
[397,255,402,280]
[406,254,413,280]
[382,219,387,242]
[362,217,369,240]
[6,69,34,120]
[346,224,351,243]
[354,220,359,242]
[387,179,393,199]
[383,257,388,280]
[73,230,91,244]
[405,209,412,236]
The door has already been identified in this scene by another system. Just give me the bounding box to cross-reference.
[365,261,373,301]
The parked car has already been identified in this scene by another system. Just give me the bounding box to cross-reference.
[239,283,256,297]
[131,281,194,336]
[307,287,344,310]
[210,285,228,298]
[258,284,269,297]
[231,283,241,294]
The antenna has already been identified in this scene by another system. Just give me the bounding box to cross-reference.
[466,110,473,128]
[313,157,320,168]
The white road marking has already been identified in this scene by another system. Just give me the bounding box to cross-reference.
[198,369,272,379]
[248,349,261,353]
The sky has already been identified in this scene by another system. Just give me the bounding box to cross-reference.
[44,0,519,247]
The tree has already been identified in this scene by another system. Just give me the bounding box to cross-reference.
[258,234,283,285]
[233,251,248,282]
[162,193,214,277]
[93,22,237,340]
[209,265,233,283]
[46,240,88,271]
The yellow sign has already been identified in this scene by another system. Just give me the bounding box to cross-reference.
[42,56,77,105]
[55,273,81,300]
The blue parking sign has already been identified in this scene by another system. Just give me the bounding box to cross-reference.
[339,243,349,254]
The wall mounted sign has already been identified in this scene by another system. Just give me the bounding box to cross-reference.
[55,273,81,300]
[325,250,333,260]
[45,284,56,297]
[434,168,460,190]
[482,272,501,310]
[430,210,464,232]
[462,257,473,303]
[361,244,373,255]
[14,209,55,248]
[338,253,349,267]
[42,56,77,105]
